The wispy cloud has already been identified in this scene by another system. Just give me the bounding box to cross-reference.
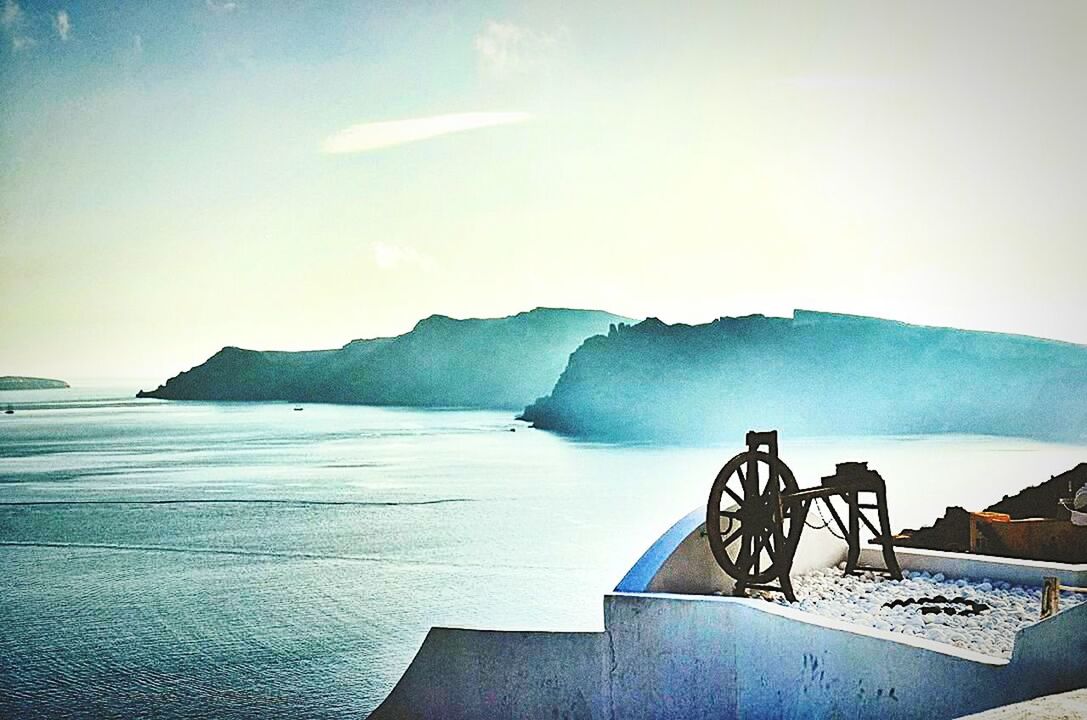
[322,112,531,155]
[474,20,567,78]
[206,0,238,15]
[54,9,69,41]
[2,0,33,53]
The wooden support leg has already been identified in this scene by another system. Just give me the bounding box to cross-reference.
[778,570,797,602]
[845,491,861,574]
[775,499,809,603]
[774,502,793,602]
[875,487,902,579]
[732,527,754,597]
[1041,577,1060,619]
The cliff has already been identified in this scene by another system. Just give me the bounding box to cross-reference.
[520,310,1087,442]
[986,463,1087,519]
[0,376,69,391]
[137,308,630,409]
[892,464,1087,560]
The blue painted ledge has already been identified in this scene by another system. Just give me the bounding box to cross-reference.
[614,506,704,592]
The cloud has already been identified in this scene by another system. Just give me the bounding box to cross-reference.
[2,0,33,52]
[322,112,531,155]
[206,0,238,15]
[54,9,69,41]
[474,21,524,76]
[10,32,32,51]
[474,20,567,78]
[1,0,19,29]
[372,243,436,273]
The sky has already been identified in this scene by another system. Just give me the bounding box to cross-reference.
[2,1,1086,382]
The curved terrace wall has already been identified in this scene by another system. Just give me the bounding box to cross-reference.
[615,506,850,595]
[369,506,1087,720]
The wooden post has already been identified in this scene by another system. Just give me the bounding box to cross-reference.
[1041,576,1060,619]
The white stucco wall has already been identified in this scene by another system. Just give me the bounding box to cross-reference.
[369,628,610,720]
[369,506,1087,720]
[371,595,1087,719]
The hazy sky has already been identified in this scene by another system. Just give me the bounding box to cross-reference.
[2,1,1086,381]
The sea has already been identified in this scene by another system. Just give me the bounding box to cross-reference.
[1,385,1084,718]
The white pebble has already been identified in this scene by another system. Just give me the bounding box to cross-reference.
[766,568,1086,660]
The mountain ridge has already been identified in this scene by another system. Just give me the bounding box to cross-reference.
[519,309,1087,443]
[137,307,631,409]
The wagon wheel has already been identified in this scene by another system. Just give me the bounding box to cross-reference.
[706,449,803,587]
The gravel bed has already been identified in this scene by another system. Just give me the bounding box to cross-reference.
[760,567,1086,658]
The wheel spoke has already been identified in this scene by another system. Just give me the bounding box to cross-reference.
[760,473,779,501]
[722,525,744,547]
[762,527,776,563]
[706,448,802,588]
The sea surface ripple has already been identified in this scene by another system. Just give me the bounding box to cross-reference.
[2,388,1084,717]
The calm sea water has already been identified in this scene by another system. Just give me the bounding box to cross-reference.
[2,386,1084,718]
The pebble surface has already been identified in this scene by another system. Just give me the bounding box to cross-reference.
[759,567,1085,659]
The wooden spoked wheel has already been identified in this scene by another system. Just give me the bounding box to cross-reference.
[706,449,803,588]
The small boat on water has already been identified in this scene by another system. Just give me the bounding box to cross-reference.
[293,407,304,411]
[4,404,13,415]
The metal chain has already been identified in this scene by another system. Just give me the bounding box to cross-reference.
[803,497,830,530]
[806,497,847,541]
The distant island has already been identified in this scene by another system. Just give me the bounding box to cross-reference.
[0,376,69,391]
[520,310,1087,443]
[138,308,631,409]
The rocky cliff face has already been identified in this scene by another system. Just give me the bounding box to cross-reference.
[520,310,1087,443]
[892,464,1087,559]
[137,308,630,409]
